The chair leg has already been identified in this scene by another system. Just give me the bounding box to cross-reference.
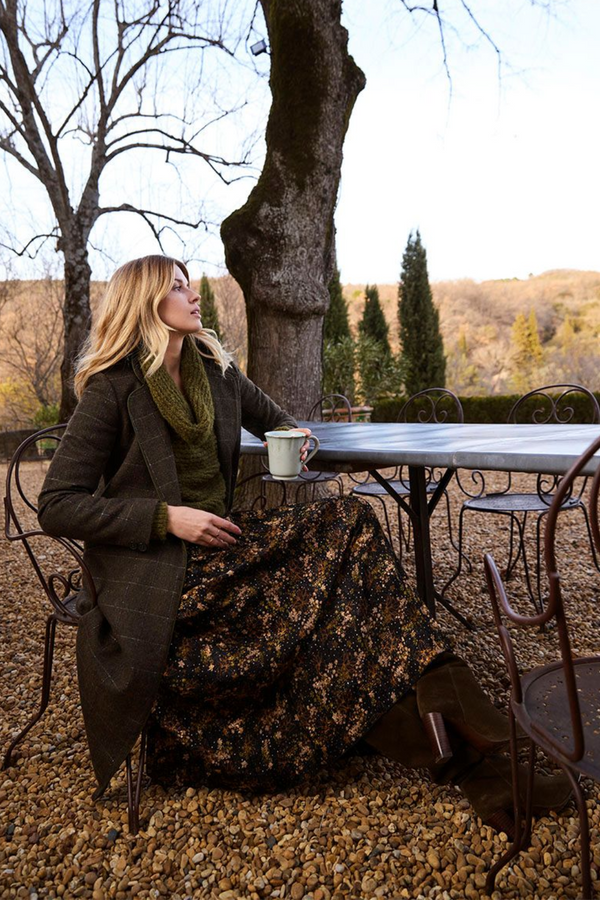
[579,502,600,573]
[440,504,472,596]
[3,614,57,769]
[486,711,531,894]
[535,512,547,616]
[442,490,460,555]
[505,512,527,580]
[563,765,593,899]
[126,727,148,835]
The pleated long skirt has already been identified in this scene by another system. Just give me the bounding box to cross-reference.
[147,497,447,791]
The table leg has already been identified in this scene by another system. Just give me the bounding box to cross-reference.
[408,466,436,616]
[372,466,474,629]
[409,466,476,630]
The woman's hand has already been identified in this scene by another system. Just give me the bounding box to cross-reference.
[166,506,242,548]
[294,427,313,470]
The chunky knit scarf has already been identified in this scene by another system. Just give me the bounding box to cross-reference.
[144,337,227,524]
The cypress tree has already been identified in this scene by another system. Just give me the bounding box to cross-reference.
[510,309,544,393]
[359,284,391,356]
[200,274,222,341]
[324,269,351,343]
[398,230,446,394]
[322,269,355,402]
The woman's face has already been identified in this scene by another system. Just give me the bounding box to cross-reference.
[157,265,202,335]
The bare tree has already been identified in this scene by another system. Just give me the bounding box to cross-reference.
[0,0,250,418]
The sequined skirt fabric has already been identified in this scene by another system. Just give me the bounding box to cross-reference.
[147,497,446,791]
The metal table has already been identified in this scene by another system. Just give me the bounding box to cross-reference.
[241,422,600,623]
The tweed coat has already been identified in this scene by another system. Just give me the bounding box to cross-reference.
[37,344,296,794]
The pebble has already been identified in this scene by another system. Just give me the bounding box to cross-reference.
[2,468,599,900]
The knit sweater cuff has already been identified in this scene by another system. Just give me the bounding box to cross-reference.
[151,501,169,541]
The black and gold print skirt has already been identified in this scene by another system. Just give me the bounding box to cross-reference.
[147,497,446,791]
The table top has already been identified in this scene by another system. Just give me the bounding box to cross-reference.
[241,421,600,475]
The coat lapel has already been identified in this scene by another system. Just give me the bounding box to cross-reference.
[127,376,182,506]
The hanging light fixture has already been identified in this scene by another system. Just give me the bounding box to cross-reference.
[250,39,268,56]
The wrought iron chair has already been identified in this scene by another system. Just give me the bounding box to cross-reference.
[350,388,464,555]
[3,425,146,833]
[445,383,600,613]
[483,431,600,899]
[259,393,353,506]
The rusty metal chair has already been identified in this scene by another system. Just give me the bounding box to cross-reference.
[259,393,353,506]
[445,383,600,613]
[483,430,600,899]
[350,388,464,556]
[3,425,146,833]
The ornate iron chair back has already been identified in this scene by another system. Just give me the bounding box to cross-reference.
[4,425,94,625]
[307,393,353,422]
[445,383,600,613]
[3,425,145,833]
[483,431,600,897]
[398,387,465,425]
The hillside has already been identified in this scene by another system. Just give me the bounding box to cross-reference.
[1,268,599,428]
[344,269,600,394]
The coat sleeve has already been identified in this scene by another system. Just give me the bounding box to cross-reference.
[38,373,161,548]
[236,366,297,438]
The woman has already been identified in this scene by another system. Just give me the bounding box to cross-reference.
[38,255,569,836]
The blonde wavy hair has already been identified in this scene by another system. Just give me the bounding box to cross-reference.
[74,255,231,397]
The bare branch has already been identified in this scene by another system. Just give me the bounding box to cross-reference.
[399,0,509,90]
[96,202,215,251]
[0,230,59,259]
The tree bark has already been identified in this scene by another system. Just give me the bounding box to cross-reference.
[59,235,93,420]
[221,0,365,417]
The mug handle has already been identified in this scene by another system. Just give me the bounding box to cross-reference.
[304,434,320,465]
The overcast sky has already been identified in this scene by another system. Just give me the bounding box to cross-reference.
[1,0,598,285]
[336,0,600,283]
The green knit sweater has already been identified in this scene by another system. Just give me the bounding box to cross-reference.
[144,338,227,540]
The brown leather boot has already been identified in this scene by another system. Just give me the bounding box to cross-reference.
[415,652,513,761]
[362,689,483,783]
[457,754,572,839]
[363,691,571,841]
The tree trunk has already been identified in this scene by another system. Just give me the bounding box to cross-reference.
[221,0,365,418]
[59,238,93,420]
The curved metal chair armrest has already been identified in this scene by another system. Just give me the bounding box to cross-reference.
[483,553,524,701]
[5,527,97,617]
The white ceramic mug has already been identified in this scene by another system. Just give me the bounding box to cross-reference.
[264,430,321,480]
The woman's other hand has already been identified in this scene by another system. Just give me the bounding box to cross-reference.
[166,506,242,548]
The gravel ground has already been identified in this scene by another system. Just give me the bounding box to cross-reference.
[1,461,600,900]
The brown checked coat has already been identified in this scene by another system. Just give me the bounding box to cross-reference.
[37,346,295,794]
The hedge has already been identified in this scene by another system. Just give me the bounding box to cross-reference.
[372,391,600,425]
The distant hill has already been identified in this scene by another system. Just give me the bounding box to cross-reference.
[345,270,600,394]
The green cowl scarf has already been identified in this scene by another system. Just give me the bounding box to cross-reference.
[143,337,227,521]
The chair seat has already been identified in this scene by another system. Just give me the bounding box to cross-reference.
[464,492,582,514]
[514,656,600,781]
[351,479,438,498]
